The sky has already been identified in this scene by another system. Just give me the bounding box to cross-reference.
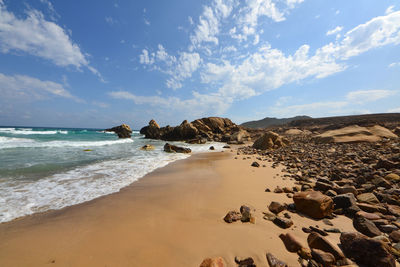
[0,0,400,129]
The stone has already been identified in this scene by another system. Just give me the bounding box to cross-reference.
[333,193,357,209]
[353,213,382,237]
[357,192,379,204]
[209,146,215,150]
[340,232,395,267]
[307,232,345,260]
[357,203,387,213]
[252,131,289,150]
[240,205,253,222]
[140,144,155,151]
[336,185,358,196]
[273,217,293,229]
[251,161,260,167]
[268,202,285,214]
[385,173,400,182]
[293,191,334,219]
[379,224,398,233]
[105,123,132,138]
[279,233,304,252]
[234,257,256,267]
[163,143,191,153]
[311,249,335,266]
[200,257,226,267]
[266,253,287,267]
[223,211,241,223]
[355,211,381,220]
[389,230,400,242]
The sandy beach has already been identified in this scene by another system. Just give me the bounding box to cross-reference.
[0,149,359,267]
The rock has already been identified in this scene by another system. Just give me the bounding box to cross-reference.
[279,233,304,252]
[200,257,226,267]
[234,257,256,267]
[311,249,335,266]
[379,224,398,233]
[140,144,155,151]
[263,212,277,221]
[357,203,387,213]
[333,193,357,209]
[340,232,396,267]
[163,143,191,153]
[389,230,400,242]
[385,173,400,182]
[273,217,293,228]
[353,214,382,237]
[356,193,379,204]
[224,211,241,223]
[251,161,260,167]
[105,124,132,138]
[293,191,334,219]
[240,205,253,222]
[252,131,289,150]
[274,186,284,193]
[355,211,381,220]
[209,146,215,150]
[266,253,288,267]
[268,201,285,214]
[307,232,345,260]
[309,226,328,236]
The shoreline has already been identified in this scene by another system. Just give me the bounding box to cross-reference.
[0,148,359,266]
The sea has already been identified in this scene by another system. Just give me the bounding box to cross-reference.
[0,126,224,223]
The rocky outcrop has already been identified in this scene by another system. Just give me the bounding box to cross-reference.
[163,143,191,153]
[314,125,397,143]
[252,131,289,150]
[105,124,132,138]
[140,117,246,143]
[293,191,334,219]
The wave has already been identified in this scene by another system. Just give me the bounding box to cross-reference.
[0,128,68,135]
[0,137,133,149]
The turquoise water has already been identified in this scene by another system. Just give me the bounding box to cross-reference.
[0,127,223,222]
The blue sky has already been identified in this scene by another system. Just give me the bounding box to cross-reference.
[0,0,399,128]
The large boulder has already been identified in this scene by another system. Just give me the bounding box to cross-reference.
[105,124,132,138]
[340,232,396,267]
[353,213,382,237]
[307,232,345,261]
[293,191,334,219]
[314,125,397,143]
[252,131,289,150]
[140,119,162,139]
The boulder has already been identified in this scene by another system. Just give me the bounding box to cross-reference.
[340,232,395,267]
[279,233,305,253]
[269,201,285,214]
[140,144,155,151]
[163,143,191,153]
[266,253,288,267]
[311,249,335,266]
[293,191,334,219]
[252,131,289,150]
[140,119,162,139]
[240,205,253,223]
[105,124,132,138]
[356,193,379,204]
[200,257,225,267]
[273,217,293,228]
[307,232,345,261]
[223,211,241,223]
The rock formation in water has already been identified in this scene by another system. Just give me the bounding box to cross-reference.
[105,124,132,138]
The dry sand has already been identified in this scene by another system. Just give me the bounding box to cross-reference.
[0,150,357,267]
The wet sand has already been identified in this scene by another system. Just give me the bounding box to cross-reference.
[0,150,357,266]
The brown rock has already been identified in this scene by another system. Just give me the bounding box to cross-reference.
[163,143,191,153]
[355,211,381,220]
[268,201,285,214]
[356,193,379,204]
[279,233,304,253]
[385,173,400,182]
[200,257,226,267]
[273,217,293,229]
[252,131,289,150]
[307,232,345,260]
[353,214,382,237]
[223,211,241,223]
[140,144,155,151]
[340,232,395,267]
[293,191,334,219]
[389,230,400,242]
[105,123,132,138]
[234,257,256,267]
[266,253,287,267]
[311,249,335,266]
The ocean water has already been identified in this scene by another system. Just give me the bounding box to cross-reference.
[0,127,223,223]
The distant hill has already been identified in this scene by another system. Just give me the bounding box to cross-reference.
[241,115,311,129]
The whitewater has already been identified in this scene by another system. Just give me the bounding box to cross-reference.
[0,127,223,223]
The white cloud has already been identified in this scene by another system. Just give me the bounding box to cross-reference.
[389,62,400,67]
[326,26,343,36]
[139,49,155,65]
[105,16,115,25]
[346,89,396,103]
[92,101,109,108]
[269,101,347,118]
[386,5,395,15]
[388,107,400,112]
[0,72,81,102]
[190,6,220,48]
[0,2,94,72]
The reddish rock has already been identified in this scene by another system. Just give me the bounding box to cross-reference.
[223,211,241,223]
[273,217,293,229]
[353,214,382,237]
[268,201,285,214]
[279,233,304,253]
[311,249,335,266]
[200,257,225,267]
[293,191,334,219]
[307,232,345,261]
[389,230,400,242]
[340,232,395,267]
[355,211,381,220]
